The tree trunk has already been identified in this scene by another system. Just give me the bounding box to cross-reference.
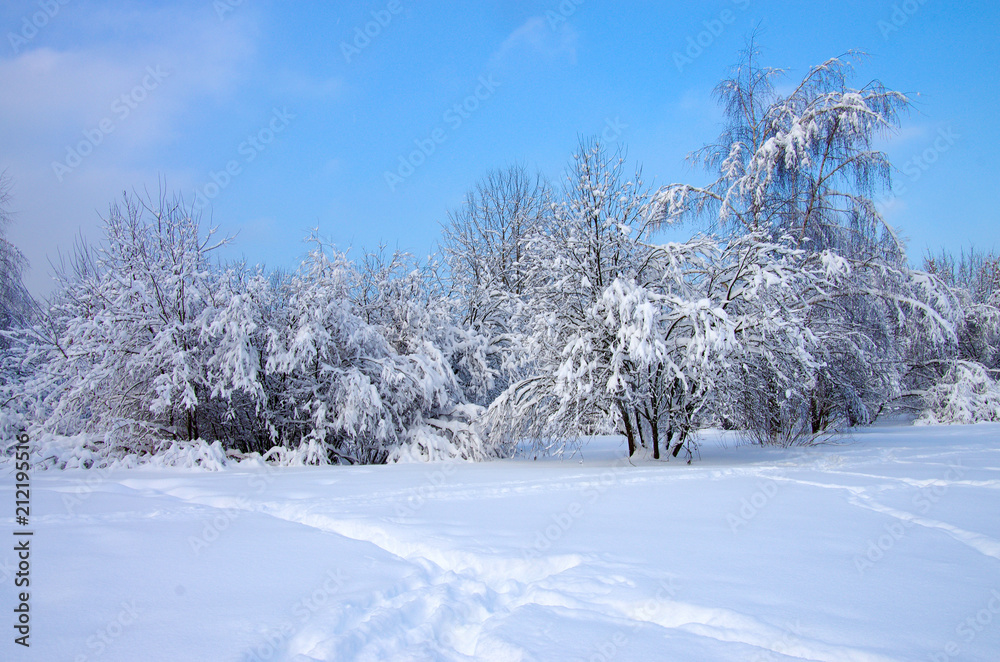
[651,382,667,460]
[618,401,636,457]
[651,416,660,460]
[635,409,646,448]
[670,429,685,458]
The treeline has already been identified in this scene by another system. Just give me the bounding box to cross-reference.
[2,48,998,467]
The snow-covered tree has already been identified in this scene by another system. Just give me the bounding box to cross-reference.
[907,249,1000,424]
[0,174,36,445]
[652,45,962,440]
[198,264,275,452]
[17,192,234,453]
[440,165,552,405]
[489,139,864,456]
[263,236,500,464]
[913,360,1000,425]
[925,248,1000,371]
[441,164,551,329]
[655,44,908,258]
[0,174,34,345]
[354,246,497,406]
[489,141,667,456]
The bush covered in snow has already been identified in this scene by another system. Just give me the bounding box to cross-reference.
[916,361,1000,425]
[3,195,498,467]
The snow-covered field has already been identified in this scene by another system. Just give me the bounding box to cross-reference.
[4,424,1000,661]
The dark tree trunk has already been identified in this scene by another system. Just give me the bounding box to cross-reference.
[810,393,829,434]
[650,410,661,460]
[635,409,646,448]
[671,427,687,458]
[618,401,636,457]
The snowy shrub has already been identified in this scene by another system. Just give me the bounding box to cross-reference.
[27,432,106,469]
[262,236,503,464]
[387,404,490,463]
[925,248,1000,372]
[0,174,34,347]
[917,361,1000,425]
[4,191,507,467]
[11,193,235,453]
[353,247,501,407]
[440,165,552,405]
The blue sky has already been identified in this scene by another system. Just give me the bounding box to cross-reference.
[2,0,998,297]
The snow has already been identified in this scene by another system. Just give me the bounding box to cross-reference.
[5,423,1000,661]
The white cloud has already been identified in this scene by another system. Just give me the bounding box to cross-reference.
[490,16,579,67]
[2,159,196,296]
[0,4,260,297]
[272,69,343,100]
